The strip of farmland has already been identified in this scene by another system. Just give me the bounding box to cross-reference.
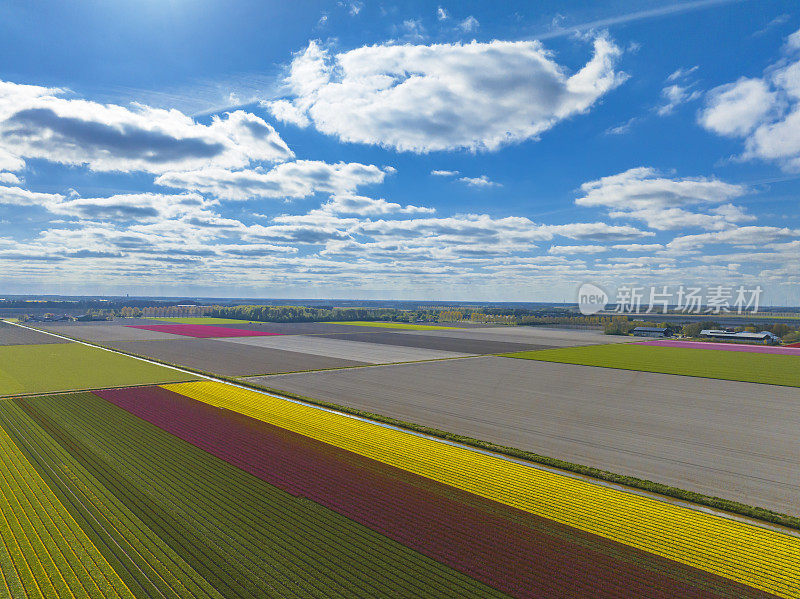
[103,338,369,376]
[95,384,776,598]
[315,330,544,354]
[638,339,800,355]
[4,392,508,598]
[125,324,286,338]
[0,400,227,599]
[33,324,189,343]
[0,343,196,396]
[149,317,256,324]
[502,343,800,386]
[218,334,472,363]
[0,321,71,346]
[0,421,136,599]
[165,380,800,599]
[251,356,800,515]
[327,321,464,330]
[396,325,636,346]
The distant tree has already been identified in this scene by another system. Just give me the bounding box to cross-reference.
[781,330,800,344]
[769,323,791,337]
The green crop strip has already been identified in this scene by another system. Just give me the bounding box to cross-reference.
[0,400,223,599]
[501,343,800,387]
[0,415,137,599]
[0,343,196,396]
[8,392,508,598]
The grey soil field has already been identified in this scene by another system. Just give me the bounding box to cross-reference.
[104,338,368,376]
[254,356,800,516]
[0,322,71,345]
[30,323,190,342]
[206,322,399,334]
[397,326,636,347]
[34,318,162,327]
[219,335,472,363]
[316,331,546,354]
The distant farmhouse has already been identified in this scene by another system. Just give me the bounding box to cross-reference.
[699,329,780,345]
[632,326,668,338]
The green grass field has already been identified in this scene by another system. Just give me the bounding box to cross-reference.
[329,321,462,330]
[502,343,800,387]
[0,343,195,396]
[150,317,255,324]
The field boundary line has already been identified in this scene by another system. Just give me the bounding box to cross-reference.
[8,320,800,537]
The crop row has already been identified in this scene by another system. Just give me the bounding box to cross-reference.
[164,380,800,599]
[97,384,771,599]
[0,419,135,599]
[12,391,504,598]
[0,399,225,599]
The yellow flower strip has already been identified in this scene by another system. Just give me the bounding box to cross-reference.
[0,423,135,599]
[164,380,800,599]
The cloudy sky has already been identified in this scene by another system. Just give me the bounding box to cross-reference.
[1,0,799,303]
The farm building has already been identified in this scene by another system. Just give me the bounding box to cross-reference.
[632,326,668,337]
[699,330,780,345]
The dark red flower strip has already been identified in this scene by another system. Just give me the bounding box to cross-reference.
[94,386,775,599]
[125,324,285,338]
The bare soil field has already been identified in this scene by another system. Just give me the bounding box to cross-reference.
[398,326,635,347]
[0,322,71,345]
[31,323,189,342]
[105,338,368,376]
[219,335,472,363]
[34,317,162,327]
[197,321,396,334]
[317,331,546,354]
[254,356,800,516]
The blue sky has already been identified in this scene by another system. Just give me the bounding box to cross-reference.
[1,0,799,303]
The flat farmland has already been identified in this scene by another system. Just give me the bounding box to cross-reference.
[317,331,545,354]
[216,321,424,334]
[150,317,257,324]
[0,321,71,346]
[105,338,369,376]
[327,321,466,330]
[0,392,503,598]
[254,356,800,516]
[97,383,778,599]
[504,343,800,387]
[28,323,189,343]
[0,343,195,396]
[640,339,800,355]
[34,317,161,328]
[125,323,288,338]
[169,380,798,598]
[219,334,472,363]
[398,325,636,346]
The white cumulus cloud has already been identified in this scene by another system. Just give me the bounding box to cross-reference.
[698,28,800,170]
[156,160,389,201]
[547,245,606,254]
[458,175,499,187]
[576,167,750,230]
[318,194,435,215]
[266,36,626,153]
[0,80,293,174]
